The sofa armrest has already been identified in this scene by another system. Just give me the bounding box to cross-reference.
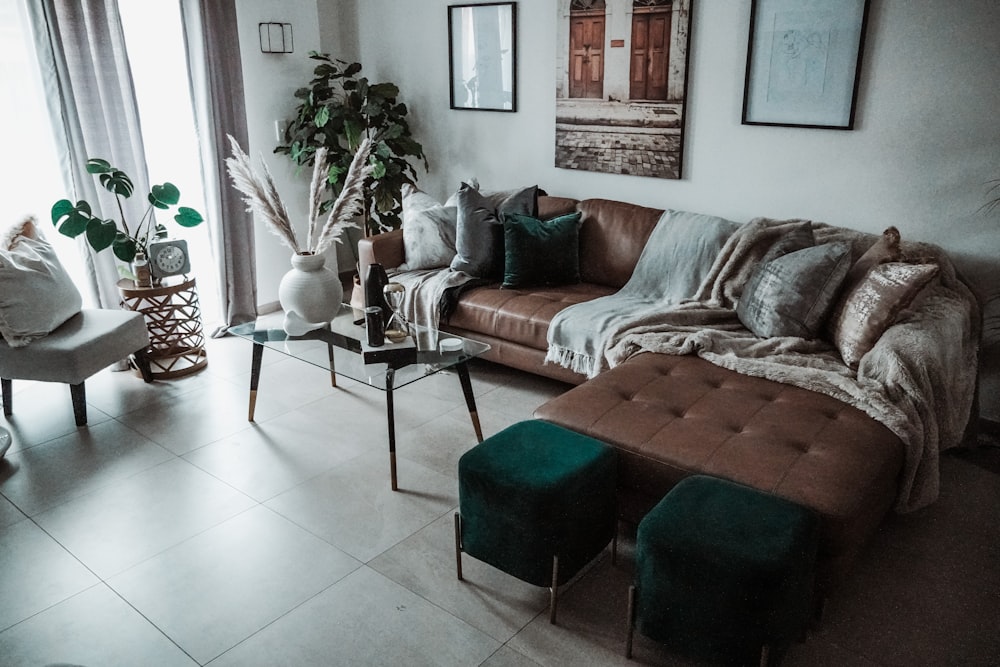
[357,229,405,288]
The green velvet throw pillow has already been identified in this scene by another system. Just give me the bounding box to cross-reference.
[501,212,582,289]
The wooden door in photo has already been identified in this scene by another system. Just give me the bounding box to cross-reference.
[630,7,671,101]
[569,10,605,99]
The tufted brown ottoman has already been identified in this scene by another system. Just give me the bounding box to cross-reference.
[534,352,904,597]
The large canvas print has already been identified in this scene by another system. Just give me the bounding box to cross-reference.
[555,0,692,179]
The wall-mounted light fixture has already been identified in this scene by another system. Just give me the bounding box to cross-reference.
[259,22,293,54]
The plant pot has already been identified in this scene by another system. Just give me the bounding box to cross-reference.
[278,252,342,334]
[349,273,365,311]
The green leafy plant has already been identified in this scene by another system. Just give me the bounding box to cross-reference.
[274,52,428,235]
[51,158,204,264]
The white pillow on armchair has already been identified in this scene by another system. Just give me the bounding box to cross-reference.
[0,217,83,348]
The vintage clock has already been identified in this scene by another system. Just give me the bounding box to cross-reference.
[148,239,191,279]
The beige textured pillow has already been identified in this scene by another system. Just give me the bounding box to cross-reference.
[0,218,83,347]
[829,261,938,369]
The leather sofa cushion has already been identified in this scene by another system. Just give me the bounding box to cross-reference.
[447,282,616,351]
[537,196,580,220]
[578,199,663,288]
[534,352,903,525]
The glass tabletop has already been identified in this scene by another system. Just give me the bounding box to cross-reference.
[228,305,490,392]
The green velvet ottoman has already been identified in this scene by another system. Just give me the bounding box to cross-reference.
[626,475,819,665]
[455,420,617,624]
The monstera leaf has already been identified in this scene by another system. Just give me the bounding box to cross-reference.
[149,183,180,209]
[85,218,118,252]
[174,207,204,227]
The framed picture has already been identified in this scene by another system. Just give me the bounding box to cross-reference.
[742,0,870,129]
[448,2,517,112]
[554,0,694,180]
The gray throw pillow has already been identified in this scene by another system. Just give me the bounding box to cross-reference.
[737,238,853,339]
[450,183,537,278]
[398,185,457,271]
[481,185,538,218]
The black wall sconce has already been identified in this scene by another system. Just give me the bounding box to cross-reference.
[259,22,293,54]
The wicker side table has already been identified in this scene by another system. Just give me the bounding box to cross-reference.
[118,277,208,379]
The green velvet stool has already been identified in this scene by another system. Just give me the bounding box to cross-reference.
[455,420,616,624]
[626,475,819,666]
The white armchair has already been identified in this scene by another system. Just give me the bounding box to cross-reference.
[0,309,152,426]
[0,217,152,429]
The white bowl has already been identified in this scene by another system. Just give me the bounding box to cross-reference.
[439,338,464,354]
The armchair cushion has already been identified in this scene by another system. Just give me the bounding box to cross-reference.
[0,219,82,348]
[0,309,149,385]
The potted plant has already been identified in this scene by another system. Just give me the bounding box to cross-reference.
[50,158,204,268]
[274,52,428,236]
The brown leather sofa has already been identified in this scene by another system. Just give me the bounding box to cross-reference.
[358,196,941,597]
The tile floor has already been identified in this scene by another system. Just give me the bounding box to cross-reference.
[0,333,998,666]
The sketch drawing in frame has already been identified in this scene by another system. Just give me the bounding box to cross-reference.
[555,0,693,180]
[742,0,870,129]
[449,2,517,112]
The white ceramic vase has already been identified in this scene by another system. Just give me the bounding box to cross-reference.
[278,252,342,335]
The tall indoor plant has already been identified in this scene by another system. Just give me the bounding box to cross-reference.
[274,52,428,236]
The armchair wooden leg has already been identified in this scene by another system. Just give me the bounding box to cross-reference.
[70,382,87,426]
[133,348,153,383]
[2,378,11,416]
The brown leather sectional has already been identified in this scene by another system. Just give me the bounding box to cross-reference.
[359,196,913,596]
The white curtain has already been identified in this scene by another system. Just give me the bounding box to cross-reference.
[26,0,151,310]
[180,0,257,334]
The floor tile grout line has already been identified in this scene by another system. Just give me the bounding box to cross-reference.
[199,568,362,666]
[0,513,198,664]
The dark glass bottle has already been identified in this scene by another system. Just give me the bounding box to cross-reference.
[364,262,393,322]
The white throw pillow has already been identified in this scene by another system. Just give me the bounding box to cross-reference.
[398,184,457,271]
[0,219,83,347]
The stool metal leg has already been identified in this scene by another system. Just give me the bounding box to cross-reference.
[611,519,619,566]
[454,512,464,581]
[625,584,636,659]
[548,555,560,624]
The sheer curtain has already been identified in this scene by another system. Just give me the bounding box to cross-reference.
[26,0,151,310]
[180,0,257,333]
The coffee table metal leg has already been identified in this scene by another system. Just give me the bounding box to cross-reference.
[249,342,264,421]
[386,367,398,490]
[327,342,337,387]
[456,362,483,442]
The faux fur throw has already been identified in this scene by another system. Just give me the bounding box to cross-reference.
[544,210,739,378]
[602,217,980,513]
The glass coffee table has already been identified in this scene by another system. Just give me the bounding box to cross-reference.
[229,305,490,490]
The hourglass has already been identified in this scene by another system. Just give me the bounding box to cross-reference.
[382,282,409,343]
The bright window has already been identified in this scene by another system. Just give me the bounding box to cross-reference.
[0,0,87,298]
[0,0,220,322]
[119,0,219,323]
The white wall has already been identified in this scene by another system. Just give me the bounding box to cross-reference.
[235,0,372,309]
[343,0,1000,418]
